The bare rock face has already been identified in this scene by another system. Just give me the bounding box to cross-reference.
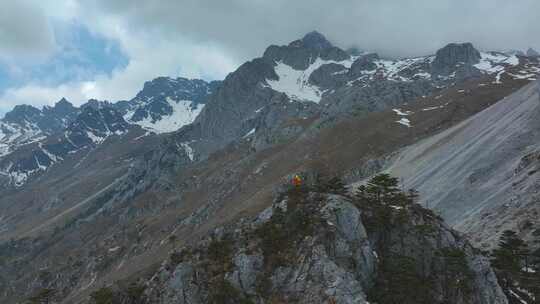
[263,31,350,70]
[432,42,481,76]
[349,53,379,76]
[142,192,506,304]
[526,47,540,57]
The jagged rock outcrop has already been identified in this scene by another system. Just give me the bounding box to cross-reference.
[264,31,350,70]
[2,98,79,135]
[321,79,434,115]
[66,106,130,147]
[348,53,379,76]
[141,191,506,304]
[431,43,481,76]
[0,106,131,187]
[526,47,539,57]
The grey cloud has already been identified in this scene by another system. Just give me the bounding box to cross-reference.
[0,1,55,59]
[88,0,540,60]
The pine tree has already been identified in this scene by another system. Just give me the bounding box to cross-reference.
[438,247,473,300]
[168,234,178,250]
[356,173,402,206]
[491,230,528,288]
[522,247,540,303]
[90,287,114,304]
[323,176,348,195]
[126,282,146,304]
[28,288,56,304]
[406,188,420,204]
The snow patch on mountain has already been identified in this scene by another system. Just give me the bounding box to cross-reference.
[396,118,412,127]
[243,128,256,138]
[179,141,195,161]
[475,52,519,74]
[375,56,434,81]
[392,108,413,116]
[0,144,8,158]
[266,57,355,103]
[129,98,204,134]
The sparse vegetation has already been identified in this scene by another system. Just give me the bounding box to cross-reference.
[490,229,540,303]
[355,174,475,304]
[27,288,57,304]
[208,279,254,304]
[90,287,114,304]
[255,186,320,271]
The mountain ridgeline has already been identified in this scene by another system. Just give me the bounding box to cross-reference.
[0,31,539,304]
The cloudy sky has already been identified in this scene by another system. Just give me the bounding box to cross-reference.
[0,0,539,115]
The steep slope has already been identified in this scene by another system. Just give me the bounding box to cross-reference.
[388,80,540,248]
[138,190,505,304]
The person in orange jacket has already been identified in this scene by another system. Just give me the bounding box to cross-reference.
[292,174,302,187]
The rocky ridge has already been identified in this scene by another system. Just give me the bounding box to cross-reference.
[139,187,506,304]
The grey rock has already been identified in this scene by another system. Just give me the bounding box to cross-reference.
[526,47,539,57]
[349,53,379,76]
[309,63,350,90]
[164,263,204,304]
[226,253,264,295]
[432,43,481,76]
[468,254,508,304]
[301,31,334,50]
[264,31,350,70]
[322,79,434,115]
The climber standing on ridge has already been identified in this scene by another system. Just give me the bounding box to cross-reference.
[292,174,302,187]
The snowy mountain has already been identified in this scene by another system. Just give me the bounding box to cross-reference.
[263,37,537,107]
[120,76,220,133]
[0,98,79,158]
[0,106,131,187]
[0,76,219,187]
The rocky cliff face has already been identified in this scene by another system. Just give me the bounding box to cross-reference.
[527,48,539,57]
[431,43,481,76]
[138,190,506,304]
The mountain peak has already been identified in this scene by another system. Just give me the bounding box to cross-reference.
[55,97,70,105]
[53,97,75,110]
[299,31,333,49]
[82,99,113,111]
[3,104,41,123]
[527,47,539,57]
[432,42,481,75]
